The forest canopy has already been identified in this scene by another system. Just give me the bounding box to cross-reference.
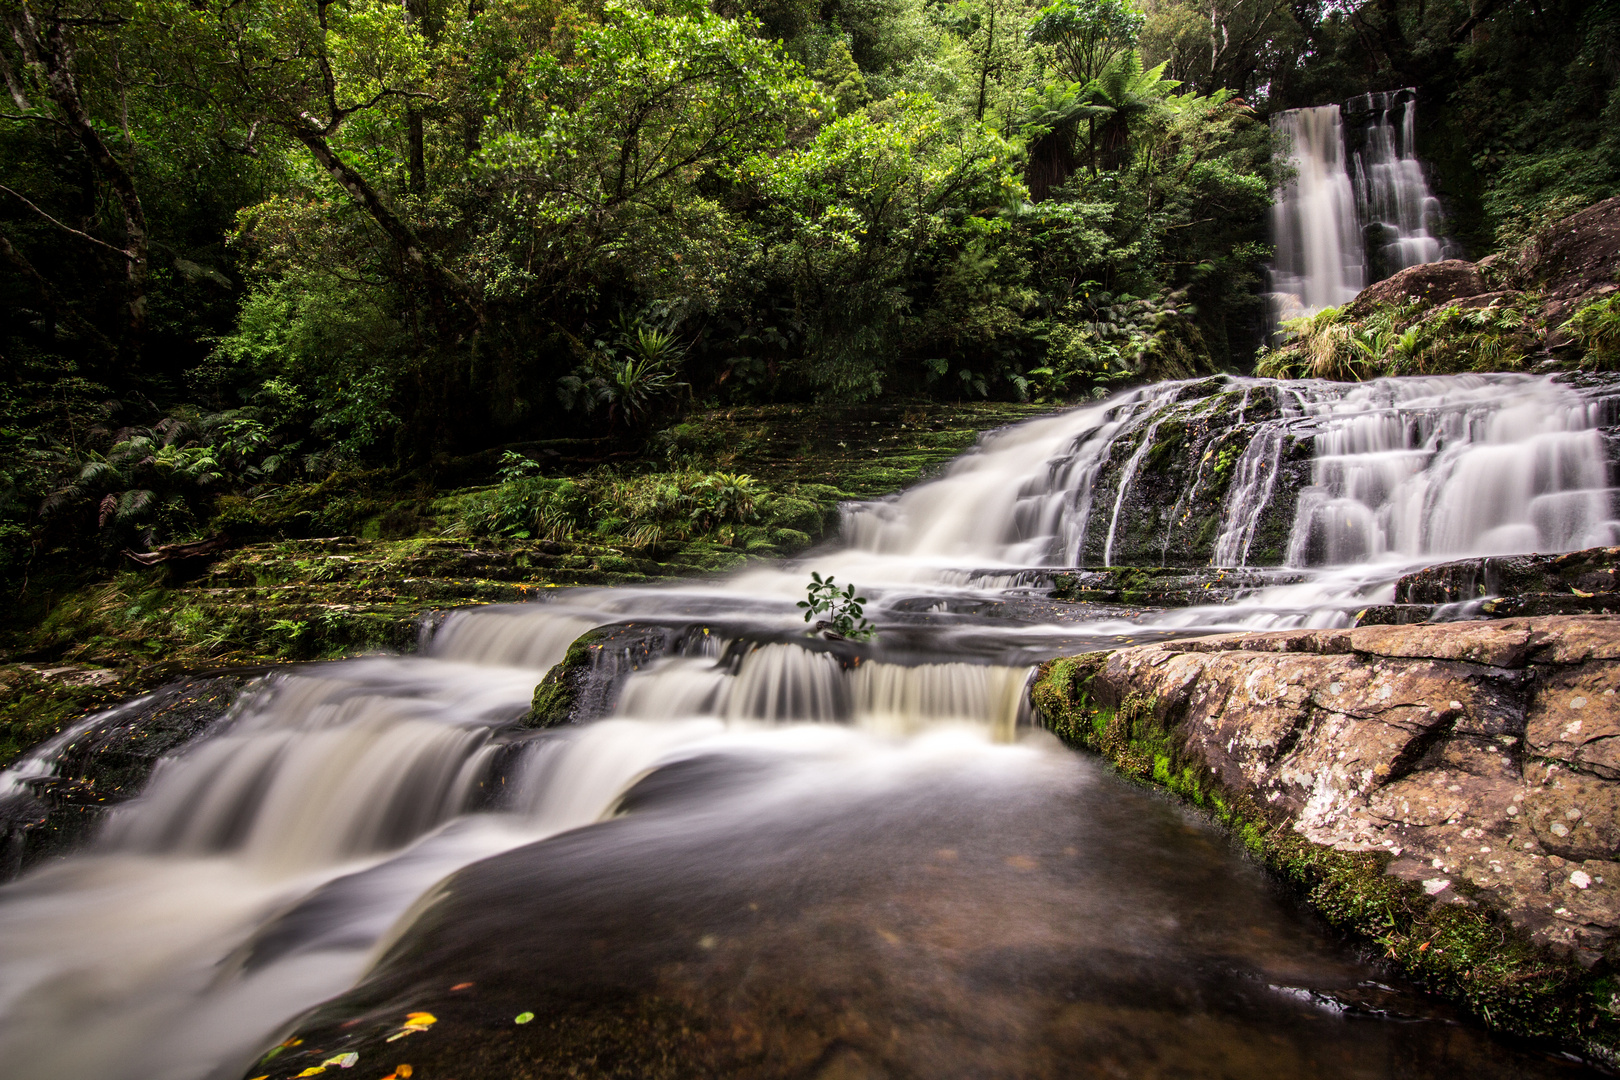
[1,0,1617,584]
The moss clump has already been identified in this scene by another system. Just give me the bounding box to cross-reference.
[524,632,602,728]
[1030,656,1620,1055]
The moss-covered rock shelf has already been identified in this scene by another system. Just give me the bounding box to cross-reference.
[1031,620,1620,1059]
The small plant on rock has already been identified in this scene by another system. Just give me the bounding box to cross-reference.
[798,571,876,641]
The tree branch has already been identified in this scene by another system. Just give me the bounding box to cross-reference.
[0,182,133,256]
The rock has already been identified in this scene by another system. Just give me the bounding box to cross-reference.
[0,675,248,878]
[1395,547,1620,620]
[1043,616,1620,963]
[1523,195,1620,322]
[1344,259,1487,317]
[523,623,670,727]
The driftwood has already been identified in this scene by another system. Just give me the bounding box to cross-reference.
[123,535,230,566]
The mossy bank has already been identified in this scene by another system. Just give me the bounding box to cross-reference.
[1031,619,1620,1060]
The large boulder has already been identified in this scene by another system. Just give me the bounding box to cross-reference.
[1524,195,1620,322]
[1343,258,1487,317]
[1046,616,1620,967]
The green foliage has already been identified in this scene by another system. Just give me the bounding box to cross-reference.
[1564,296,1620,371]
[1256,297,1545,382]
[797,571,876,640]
[1027,0,1145,85]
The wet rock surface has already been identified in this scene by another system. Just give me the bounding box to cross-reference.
[1088,615,1620,966]
[1345,259,1489,317]
[243,738,1585,1080]
[0,674,249,878]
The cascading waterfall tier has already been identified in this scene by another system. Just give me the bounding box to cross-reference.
[1269,89,1454,327]
[844,374,1620,573]
[2,372,1617,1080]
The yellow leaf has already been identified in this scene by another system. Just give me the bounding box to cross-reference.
[404,1012,436,1025]
[323,1052,359,1068]
[294,1069,326,1078]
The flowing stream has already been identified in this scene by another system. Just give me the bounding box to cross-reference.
[1,374,1616,1078]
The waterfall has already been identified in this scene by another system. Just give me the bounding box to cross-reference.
[1269,105,1365,322]
[1269,90,1452,326]
[1283,375,1620,564]
[3,372,1619,1080]
[1348,90,1447,282]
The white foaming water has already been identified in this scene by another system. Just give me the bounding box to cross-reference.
[1,371,1615,1079]
[1268,91,1450,328]
[1285,375,1619,564]
[1269,105,1365,321]
[1349,91,1446,279]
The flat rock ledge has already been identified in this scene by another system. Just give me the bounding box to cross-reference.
[1033,615,1620,1053]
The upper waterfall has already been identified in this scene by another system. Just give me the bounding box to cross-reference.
[838,374,1620,575]
[1269,90,1452,326]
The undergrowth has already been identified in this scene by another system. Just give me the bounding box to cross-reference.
[1255,297,1546,381]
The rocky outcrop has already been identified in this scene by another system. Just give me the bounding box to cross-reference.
[1522,196,1620,324]
[1345,259,1488,318]
[1033,616,1620,1049]
[523,623,671,727]
[1335,197,1619,361]
[1394,546,1620,619]
[1069,617,1620,963]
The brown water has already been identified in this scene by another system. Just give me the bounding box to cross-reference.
[262,732,1595,1079]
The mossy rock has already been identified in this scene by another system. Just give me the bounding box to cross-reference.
[522,624,672,728]
[1029,657,1620,1058]
[0,675,249,878]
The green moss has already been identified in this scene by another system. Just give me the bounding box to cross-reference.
[524,633,600,728]
[1030,657,1620,1055]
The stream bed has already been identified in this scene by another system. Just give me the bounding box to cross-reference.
[2,374,1617,1079]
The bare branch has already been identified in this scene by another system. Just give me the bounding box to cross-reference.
[0,182,134,257]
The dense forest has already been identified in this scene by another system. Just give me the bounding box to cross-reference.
[1,0,1617,594]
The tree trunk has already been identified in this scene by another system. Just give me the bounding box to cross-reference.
[407,108,427,194]
[293,126,483,328]
[5,3,149,346]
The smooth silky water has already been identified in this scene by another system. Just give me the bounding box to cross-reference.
[1,374,1615,1079]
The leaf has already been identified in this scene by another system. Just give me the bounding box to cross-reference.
[404,1012,437,1026]
[451,982,474,991]
[294,1069,326,1077]
[515,1011,536,1024]
[323,1053,359,1069]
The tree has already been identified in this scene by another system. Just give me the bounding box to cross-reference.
[1,1,150,349]
[1026,0,1145,85]
[1026,0,1146,177]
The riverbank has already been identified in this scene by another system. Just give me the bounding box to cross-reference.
[1032,613,1620,1058]
[0,399,1047,768]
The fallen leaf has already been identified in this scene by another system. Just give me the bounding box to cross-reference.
[1418,942,1429,953]
[294,1069,326,1077]
[450,982,474,991]
[262,1038,303,1064]
[322,1052,359,1068]
[404,1012,436,1026]
[515,1011,535,1024]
